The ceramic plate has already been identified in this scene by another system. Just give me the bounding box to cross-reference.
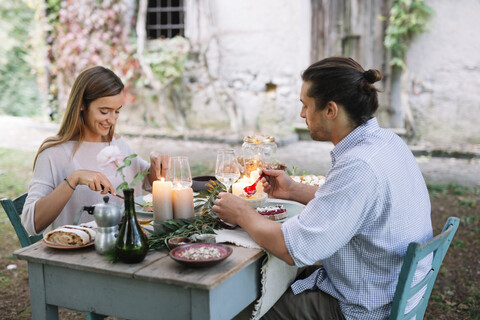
[42,239,94,250]
[169,243,232,268]
[260,199,305,223]
[134,196,153,217]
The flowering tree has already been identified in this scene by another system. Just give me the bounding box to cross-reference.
[47,0,139,117]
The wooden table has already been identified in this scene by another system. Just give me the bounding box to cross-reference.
[14,241,265,320]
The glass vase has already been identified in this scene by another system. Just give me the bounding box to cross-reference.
[115,188,149,263]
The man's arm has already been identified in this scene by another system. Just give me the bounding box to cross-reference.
[213,193,295,265]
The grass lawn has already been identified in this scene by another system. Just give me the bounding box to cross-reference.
[0,147,478,319]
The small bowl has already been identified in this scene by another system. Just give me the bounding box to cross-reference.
[192,233,216,243]
[192,176,218,192]
[242,193,268,208]
[167,237,193,249]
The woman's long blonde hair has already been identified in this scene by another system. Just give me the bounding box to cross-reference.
[33,66,124,169]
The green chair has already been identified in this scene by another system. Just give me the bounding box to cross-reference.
[1,193,106,320]
[1,193,42,247]
[390,217,460,320]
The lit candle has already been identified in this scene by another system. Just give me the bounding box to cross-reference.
[232,179,249,196]
[153,178,173,223]
[172,185,194,219]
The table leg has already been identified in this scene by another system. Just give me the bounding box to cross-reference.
[28,262,59,320]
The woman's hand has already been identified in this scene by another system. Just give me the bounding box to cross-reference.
[149,151,171,179]
[68,170,116,195]
[261,169,295,200]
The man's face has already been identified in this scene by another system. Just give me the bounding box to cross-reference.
[300,81,329,141]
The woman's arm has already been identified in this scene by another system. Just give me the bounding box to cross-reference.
[32,170,115,233]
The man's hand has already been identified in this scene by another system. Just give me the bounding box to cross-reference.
[261,169,295,200]
[213,192,257,226]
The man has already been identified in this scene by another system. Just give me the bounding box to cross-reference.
[213,57,433,319]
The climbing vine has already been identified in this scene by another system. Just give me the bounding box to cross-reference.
[384,0,434,69]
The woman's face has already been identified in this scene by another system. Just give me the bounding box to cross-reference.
[82,91,124,142]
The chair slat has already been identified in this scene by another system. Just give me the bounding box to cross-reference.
[389,217,460,320]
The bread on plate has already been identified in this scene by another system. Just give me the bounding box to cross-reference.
[44,225,96,246]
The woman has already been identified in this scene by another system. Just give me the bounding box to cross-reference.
[22,66,170,235]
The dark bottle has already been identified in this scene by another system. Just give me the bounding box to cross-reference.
[115,188,149,263]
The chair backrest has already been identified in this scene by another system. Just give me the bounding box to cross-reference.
[1,193,43,248]
[390,217,460,320]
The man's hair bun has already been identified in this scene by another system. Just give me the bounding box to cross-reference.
[363,69,382,84]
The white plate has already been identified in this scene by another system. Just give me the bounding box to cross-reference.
[134,196,153,218]
[261,198,305,222]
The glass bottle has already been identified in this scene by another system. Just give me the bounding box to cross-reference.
[242,135,277,177]
[115,188,149,263]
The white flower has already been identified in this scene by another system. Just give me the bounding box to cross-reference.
[97,146,124,170]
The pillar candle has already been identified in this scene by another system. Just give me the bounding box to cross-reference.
[153,178,173,223]
[172,187,194,219]
[232,178,250,196]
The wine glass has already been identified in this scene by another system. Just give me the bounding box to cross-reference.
[215,149,241,193]
[170,156,192,189]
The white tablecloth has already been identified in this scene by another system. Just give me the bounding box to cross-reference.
[215,198,304,319]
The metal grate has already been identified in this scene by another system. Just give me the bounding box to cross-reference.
[146,0,184,39]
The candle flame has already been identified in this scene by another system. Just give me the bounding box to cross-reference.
[160,177,165,182]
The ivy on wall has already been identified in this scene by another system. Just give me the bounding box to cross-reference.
[45,0,140,119]
[384,0,434,69]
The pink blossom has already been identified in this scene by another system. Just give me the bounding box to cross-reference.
[97,146,124,170]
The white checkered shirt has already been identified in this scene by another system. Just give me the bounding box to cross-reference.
[282,117,433,320]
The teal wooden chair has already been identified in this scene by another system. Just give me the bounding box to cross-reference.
[390,217,460,320]
[1,193,42,247]
[1,193,106,320]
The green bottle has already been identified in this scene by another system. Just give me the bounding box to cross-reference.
[115,188,149,263]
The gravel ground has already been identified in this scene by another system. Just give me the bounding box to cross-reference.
[1,115,479,188]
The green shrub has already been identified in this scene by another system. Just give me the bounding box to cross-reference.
[0,0,44,117]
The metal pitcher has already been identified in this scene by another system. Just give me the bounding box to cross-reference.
[87,196,122,254]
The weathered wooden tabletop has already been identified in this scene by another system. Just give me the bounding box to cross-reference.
[14,241,265,320]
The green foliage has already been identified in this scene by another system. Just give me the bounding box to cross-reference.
[0,0,44,116]
[148,216,221,251]
[138,36,189,88]
[148,180,226,251]
[383,0,434,69]
[0,148,34,199]
[115,154,150,193]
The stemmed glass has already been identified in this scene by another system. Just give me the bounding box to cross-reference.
[170,156,192,189]
[215,149,241,193]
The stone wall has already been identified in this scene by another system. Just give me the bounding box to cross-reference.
[406,0,480,146]
[183,0,311,137]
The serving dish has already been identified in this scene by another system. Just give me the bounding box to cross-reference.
[42,239,94,250]
[241,192,268,208]
[169,243,232,268]
[167,237,193,249]
[192,176,218,192]
[134,195,153,217]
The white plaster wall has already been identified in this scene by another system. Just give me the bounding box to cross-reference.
[184,0,311,136]
[406,0,480,145]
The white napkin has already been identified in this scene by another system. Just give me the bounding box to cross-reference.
[214,228,298,319]
[214,228,261,249]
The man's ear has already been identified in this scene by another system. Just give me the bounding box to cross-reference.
[324,101,339,120]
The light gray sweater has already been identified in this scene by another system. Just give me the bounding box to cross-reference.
[22,137,150,236]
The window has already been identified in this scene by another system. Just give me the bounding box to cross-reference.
[146,0,184,39]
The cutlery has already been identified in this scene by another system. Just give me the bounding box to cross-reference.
[243,173,265,195]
